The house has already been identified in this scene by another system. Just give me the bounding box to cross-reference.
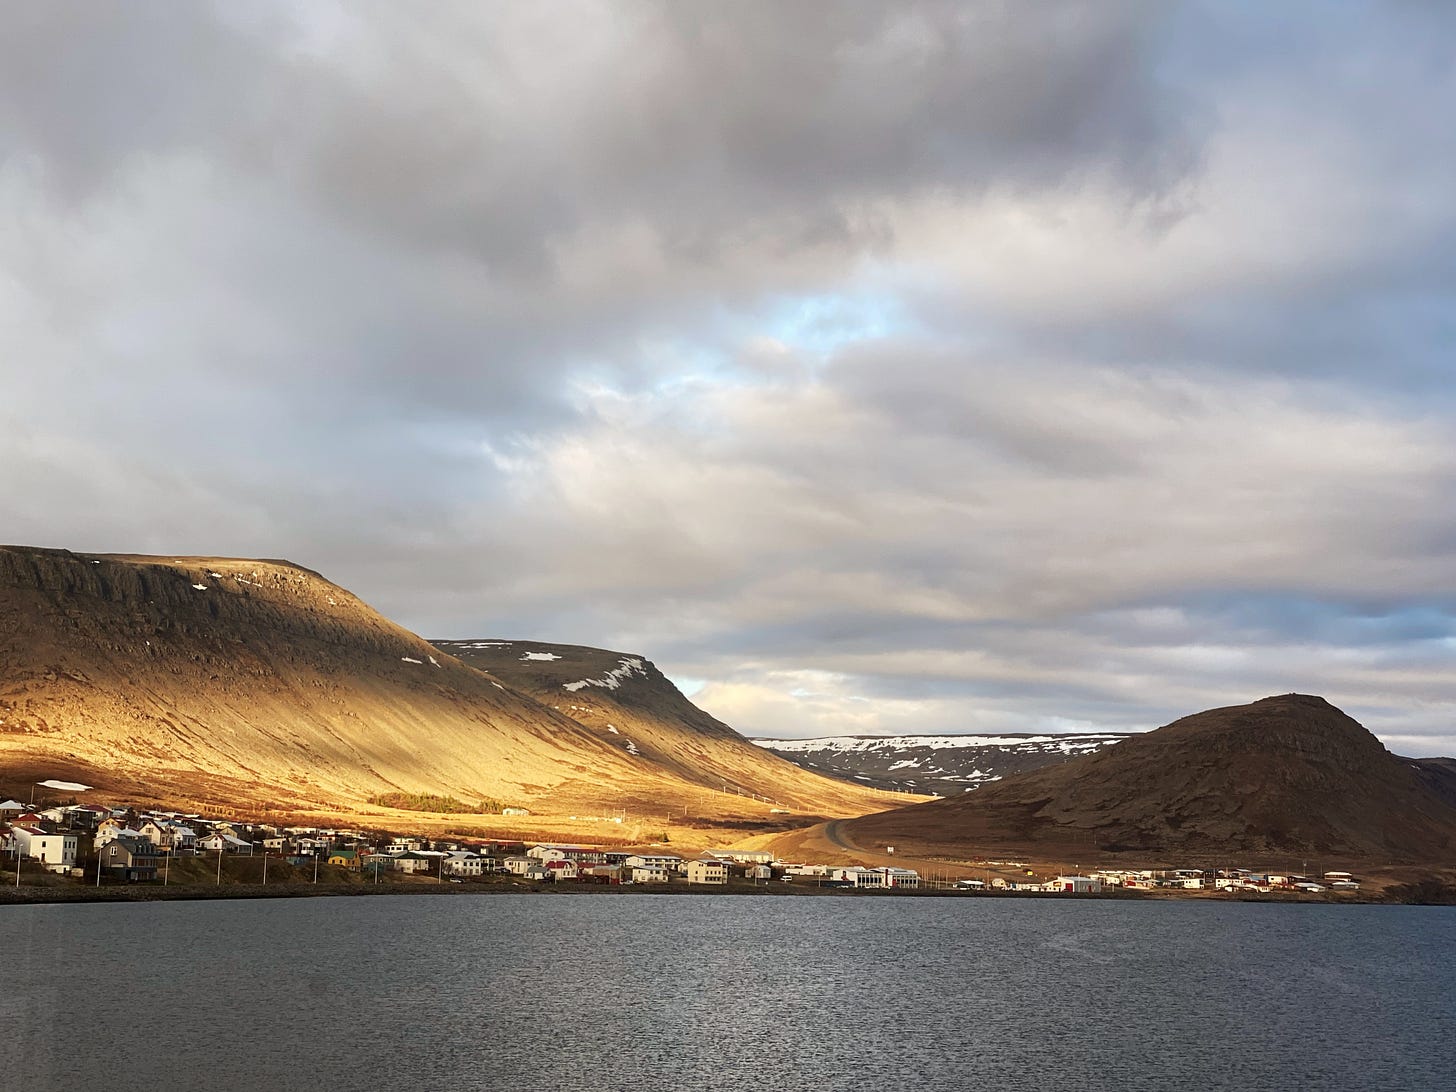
[621,853,684,873]
[784,863,830,877]
[390,851,435,874]
[11,826,79,873]
[443,852,484,878]
[503,856,534,875]
[687,859,728,885]
[197,832,254,855]
[65,804,110,833]
[544,860,579,881]
[631,865,672,884]
[717,850,774,865]
[100,836,160,882]
[1053,876,1103,894]
[138,820,179,854]
[170,825,198,854]
[501,807,530,816]
[327,849,361,869]
[94,819,132,847]
[527,843,605,865]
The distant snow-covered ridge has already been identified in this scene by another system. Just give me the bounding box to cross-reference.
[753,732,1130,795]
[754,734,1127,754]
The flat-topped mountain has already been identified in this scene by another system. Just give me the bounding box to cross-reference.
[752,732,1129,797]
[0,546,898,820]
[843,694,1456,863]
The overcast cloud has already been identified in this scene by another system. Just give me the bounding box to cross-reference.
[4,1,1456,753]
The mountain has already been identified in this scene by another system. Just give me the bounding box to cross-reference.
[752,732,1129,797]
[841,694,1456,863]
[0,546,897,823]
[432,640,902,814]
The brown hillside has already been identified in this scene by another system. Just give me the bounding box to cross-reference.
[0,546,897,823]
[843,694,1456,864]
[434,639,904,814]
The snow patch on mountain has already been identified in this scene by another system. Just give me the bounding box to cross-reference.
[563,658,646,692]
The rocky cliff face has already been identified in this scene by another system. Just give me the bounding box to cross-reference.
[847,694,1456,862]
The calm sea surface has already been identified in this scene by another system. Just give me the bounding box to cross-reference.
[4,893,1453,1091]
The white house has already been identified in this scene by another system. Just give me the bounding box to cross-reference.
[717,850,774,865]
[631,865,672,884]
[621,853,683,872]
[11,826,79,872]
[443,852,483,877]
[197,832,254,855]
[95,824,146,849]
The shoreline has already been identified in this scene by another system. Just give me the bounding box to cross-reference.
[0,878,1421,907]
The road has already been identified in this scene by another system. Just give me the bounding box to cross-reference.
[822,818,856,852]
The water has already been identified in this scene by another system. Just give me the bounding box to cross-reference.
[5,893,1453,1091]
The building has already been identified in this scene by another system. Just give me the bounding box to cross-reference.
[631,865,672,884]
[100,836,160,882]
[687,859,728,885]
[388,851,437,874]
[717,850,774,865]
[621,853,683,872]
[198,832,254,855]
[327,849,361,869]
[138,820,182,855]
[1053,876,1103,893]
[11,826,78,873]
[443,853,484,878]
[527,843,606,866]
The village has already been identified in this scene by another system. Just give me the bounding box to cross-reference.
[0,793,1365,898]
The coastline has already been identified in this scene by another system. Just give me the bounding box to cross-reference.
[0,878,1422,907]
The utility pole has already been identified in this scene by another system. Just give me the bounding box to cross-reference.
[216,847,223,886]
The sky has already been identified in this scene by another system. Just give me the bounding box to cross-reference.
[4,2,1456,753]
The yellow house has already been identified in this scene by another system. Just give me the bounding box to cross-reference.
[687,859,728,885]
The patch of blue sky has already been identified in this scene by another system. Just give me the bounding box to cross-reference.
[667,674,707,698]
[1147,591,1456,648]
[760,290,916,358]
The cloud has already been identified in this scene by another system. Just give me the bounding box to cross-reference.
[4,3,1456,752]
